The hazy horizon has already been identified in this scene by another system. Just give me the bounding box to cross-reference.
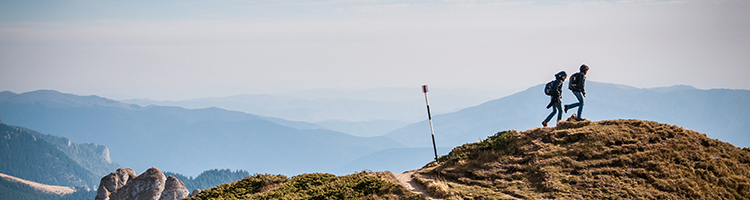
[2,0,749,101]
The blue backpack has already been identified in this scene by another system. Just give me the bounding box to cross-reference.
[544,80,556,96]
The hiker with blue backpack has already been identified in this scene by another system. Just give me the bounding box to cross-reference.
[542,71,567,127]
[565,64,589,121]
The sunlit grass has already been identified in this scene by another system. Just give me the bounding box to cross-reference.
[185,171,422,200]
[418,119,750,199]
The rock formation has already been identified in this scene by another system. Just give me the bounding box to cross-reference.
[96,168,136,200]
[190,189,202,197]
[159,176,190,200]
[95,167,189,200]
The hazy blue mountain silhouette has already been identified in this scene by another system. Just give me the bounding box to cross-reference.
[0,90,403,176]
[315,120,410,137]
[385,82,750,149]
[123,93,426,123]
[332,147,452,174]
[3,83,747,176]
[121,87,503,137]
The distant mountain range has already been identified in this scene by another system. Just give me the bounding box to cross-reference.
[120,87,504,137]
[386,82,750,149]
[0,90,403,176]
[1,82,747,178]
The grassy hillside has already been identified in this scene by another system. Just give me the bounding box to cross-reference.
[186,172,422,200]
[414,119,750,199]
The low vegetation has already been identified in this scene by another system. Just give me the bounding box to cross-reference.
[416,119,750,199]
[165,169,250,191]
[186,171,422,200]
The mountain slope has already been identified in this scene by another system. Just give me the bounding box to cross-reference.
[386,82,750,149]
[0,124,109,189]
[0,173,75,196]
[21,126,121,179]
[0,173,98,200]
[413,119,750,199]
[0,90,404,176]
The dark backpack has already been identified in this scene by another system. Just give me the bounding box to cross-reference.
[544,80,556,96]
[569,73,582,91]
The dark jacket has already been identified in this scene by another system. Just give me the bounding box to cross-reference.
[568,72,586,95]
[546,78,564,108]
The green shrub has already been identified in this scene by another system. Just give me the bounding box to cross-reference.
[480,131,515,150]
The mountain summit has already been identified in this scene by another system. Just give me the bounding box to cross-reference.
[413,118,750,199]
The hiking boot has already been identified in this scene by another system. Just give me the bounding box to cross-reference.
[564,105,569,113]
[542,121,548,127]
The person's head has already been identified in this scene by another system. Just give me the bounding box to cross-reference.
[556,71,567,80]
[580,64,589,75]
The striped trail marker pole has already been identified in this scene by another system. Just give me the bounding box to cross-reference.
[423,85,439,162]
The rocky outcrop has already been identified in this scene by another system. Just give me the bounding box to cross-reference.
[96,168,136,200]
[159,176,190,200]
[96,167,189,200]
[190,189,201,197]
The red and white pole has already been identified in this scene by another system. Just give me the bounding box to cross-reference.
[423,85,438,162]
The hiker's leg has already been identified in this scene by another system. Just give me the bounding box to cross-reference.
[573,91,584,119]
[554,102,563,122]
[567,91,582,109]
[544,106,557,124]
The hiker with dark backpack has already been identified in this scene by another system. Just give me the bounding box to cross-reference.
[542,71,567,127]
[565,64,589,120]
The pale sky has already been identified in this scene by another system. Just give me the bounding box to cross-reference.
[1,0,749,100]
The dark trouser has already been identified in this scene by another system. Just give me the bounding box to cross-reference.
[544,102,562,124]
[566,91,584,119]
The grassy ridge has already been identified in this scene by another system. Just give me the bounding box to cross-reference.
[417,119,750,199]
[186,171,422,200]
[180,119,750,199]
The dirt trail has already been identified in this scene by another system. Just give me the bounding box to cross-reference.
[393,170,522,200]
[0,172,76,195]
[392,170,438,199]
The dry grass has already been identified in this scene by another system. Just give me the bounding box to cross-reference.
[0,172,76,196]
[417,118,750,199]
[185,171,422,200]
